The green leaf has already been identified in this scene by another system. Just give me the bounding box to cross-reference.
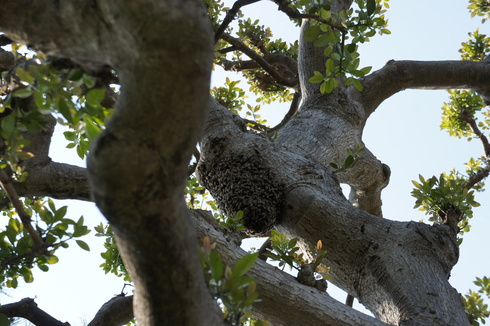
[344,155,355,167]
[1,113,16,135]
[232,253,258,278]
[366,0,376,16]
[0,313,10,326]
[209,250,223,282]
[16,67,35,84]
[304,25,320,42]
[20,266,34,283]
[76,240,90,251]
[86,88,106,106]
[308,71,324,84]
[84,115,102,142]
[38,264,49,272]
[13,88,33,98]
[46,255,59,264]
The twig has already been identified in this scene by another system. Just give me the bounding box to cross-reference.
[214,0,263,43]
[0,169,46,252]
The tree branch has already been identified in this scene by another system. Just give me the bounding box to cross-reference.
[359,60,490,117]
[0,298,70,326]
[214,0,263,43]
[87,295,134,326]
[190,209,390,326]
[0,169,46,252]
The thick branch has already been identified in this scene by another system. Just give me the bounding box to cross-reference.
[15,162,92,201]
[191,209,390,326]
[87,295,134,326]
[359,60,490,117]
[0,298,69,326]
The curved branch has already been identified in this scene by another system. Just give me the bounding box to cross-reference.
[358,60,490,117]
[0,298,69,326]
[214,0,262,43]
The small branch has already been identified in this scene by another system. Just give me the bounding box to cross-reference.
[460,109,490,157]
[467,166,490,190]
[268,91,301,133]
[222,33,298,88]
[0,298,70,326]
[214,0,263,43]
[0,169,46,252]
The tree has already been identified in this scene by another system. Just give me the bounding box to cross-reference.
[0,0,489,325]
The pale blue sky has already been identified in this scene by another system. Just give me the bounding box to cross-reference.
[3,1,489,324]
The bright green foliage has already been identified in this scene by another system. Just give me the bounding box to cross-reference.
[306,0,389,93]
[95,223,131,282]
[211,78,269,130]
[468,0,490,22]
[266,229,305,270]
[440,90,486,139]
[265,230,330,279]
[411,172,480,235]
[212,78,247,115]
[0,198,89,288]
[200,237,261,325]
[464,283,490,325]
[203,0,228,27]
[460,29,490,61]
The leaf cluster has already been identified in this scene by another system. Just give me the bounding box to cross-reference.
[95,223,131,282]
[441,90,486,140]
[307,0,389,93]
[411,173,480,236]
[468,0,490,22]
[265,230,330,280]
[464,277,490,325]
[200,237,261,325]
[0,198,89,288]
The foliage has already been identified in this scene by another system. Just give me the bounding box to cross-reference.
[0,197,89,288]
[411,172,480,235]
[464,276,490,325]
[94,223,131,282]
[459,29,490,61]
[306,0,389,92]
[265,230,330,280]
[441,90,486,139]
[468,0,490,22]
[200,236,261,325]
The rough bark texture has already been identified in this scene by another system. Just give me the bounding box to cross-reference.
[0,0,489,326]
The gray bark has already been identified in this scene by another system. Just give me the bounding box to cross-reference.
[0,0,489,326]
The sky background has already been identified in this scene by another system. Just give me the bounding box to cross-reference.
[2,0,489,325]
